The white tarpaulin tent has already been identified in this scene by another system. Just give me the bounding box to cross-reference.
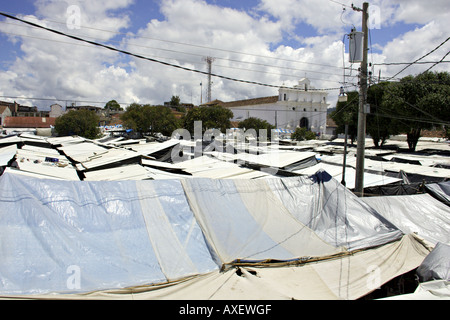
[181,172,403,262]
[380,243,450,300]
[0,145,17,167]
[0,171,430,299]
[0,174,218,295]
[362,194,450,246]
[417,242,450,282]
[292,162,403,189]
[425,181,450,206]
[1,234,429,300]
[379,280,450,300]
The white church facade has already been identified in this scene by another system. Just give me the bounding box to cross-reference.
[218,78,329,136]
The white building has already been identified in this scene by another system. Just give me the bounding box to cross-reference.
[219,78,329,136]
[49,104,63,118]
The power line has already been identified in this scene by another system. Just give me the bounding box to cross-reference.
[328,0,352,9]
[374,60,450,66]
[371,112,450,127]
[386,36,450,80]
[0,12,347,92]
[0,20,357,78]
[0,13,350,71]
[0,29,354,85]
[423,50,450,73]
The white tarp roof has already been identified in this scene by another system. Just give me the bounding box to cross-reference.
[264,173,403,250]
[3,167,66,180]
[416,242,450,282]
[382,154,450,167]
[425,181,450,206]
[128,139,180,156]
[0,145,17,166]
[379,280,450,300]
[0,171,415,298]
[83,164,152,181]
[0,174,218,295]
[0,135,22,146]
[3,234,429,300]
[173,155,270,179]
[76,147,141,171]
[57,141,109,163]
[362,194,450,246]
[293,162,402,189]
[230,151,317,169]
[16,148,71,165]
[46,136,87,146]
[16,158,80,181]
[321,154,450,179]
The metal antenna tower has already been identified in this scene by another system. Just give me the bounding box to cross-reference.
[203,56,215,102]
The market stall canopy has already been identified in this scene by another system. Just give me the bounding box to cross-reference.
[0,171,414,298]
[362,194,450,246]
[425,181,450,206]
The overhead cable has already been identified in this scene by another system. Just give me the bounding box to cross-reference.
[0,13,350,71]
[0,26,353,80]
[386,36,450,80]
[0,29,351,84]
[374,60,450,66]
[0,11,348,92]
[423,50,450,73]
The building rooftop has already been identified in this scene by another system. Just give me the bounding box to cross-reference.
[202,96,279,108]
[3,117,56,128]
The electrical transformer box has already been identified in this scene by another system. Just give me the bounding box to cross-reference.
[349,29,364,63]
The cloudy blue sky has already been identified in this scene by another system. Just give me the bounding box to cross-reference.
[0,0,449,109]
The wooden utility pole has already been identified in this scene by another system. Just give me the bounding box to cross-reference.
[341,123,348,187]
[354,2,369,196]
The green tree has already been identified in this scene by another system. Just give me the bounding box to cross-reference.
[121,103,180,137]
[104,100,123,111]
[381,71,450,151]
[330,91,359,144]
[366,82,399,147]
[55,109,100,139]
[332,84,401,148]
[291,127,316,141]
[169,95,187,113]
[183,105,233,134]
[152,105,181,136]
[169,95,180,107]
[238,117,275,140]
[120,103,146,133]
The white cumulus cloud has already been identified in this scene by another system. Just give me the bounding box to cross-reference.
[0,0,448,111]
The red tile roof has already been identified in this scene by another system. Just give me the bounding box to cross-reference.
[220,96,279,108]
[3,117,57,128]
[201,96,279,108]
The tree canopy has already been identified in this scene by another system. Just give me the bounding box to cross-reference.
[330,91,359,144]
[331,71,450,150]
[121,103,180,137]
[169,95,180,107]
[104,100,123,111]
[54,109,100,139]
[291,127,316,141]
[238,117,275,140]
[366,82,399,147]
[380,71,450,150]
[183,105,233,134]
